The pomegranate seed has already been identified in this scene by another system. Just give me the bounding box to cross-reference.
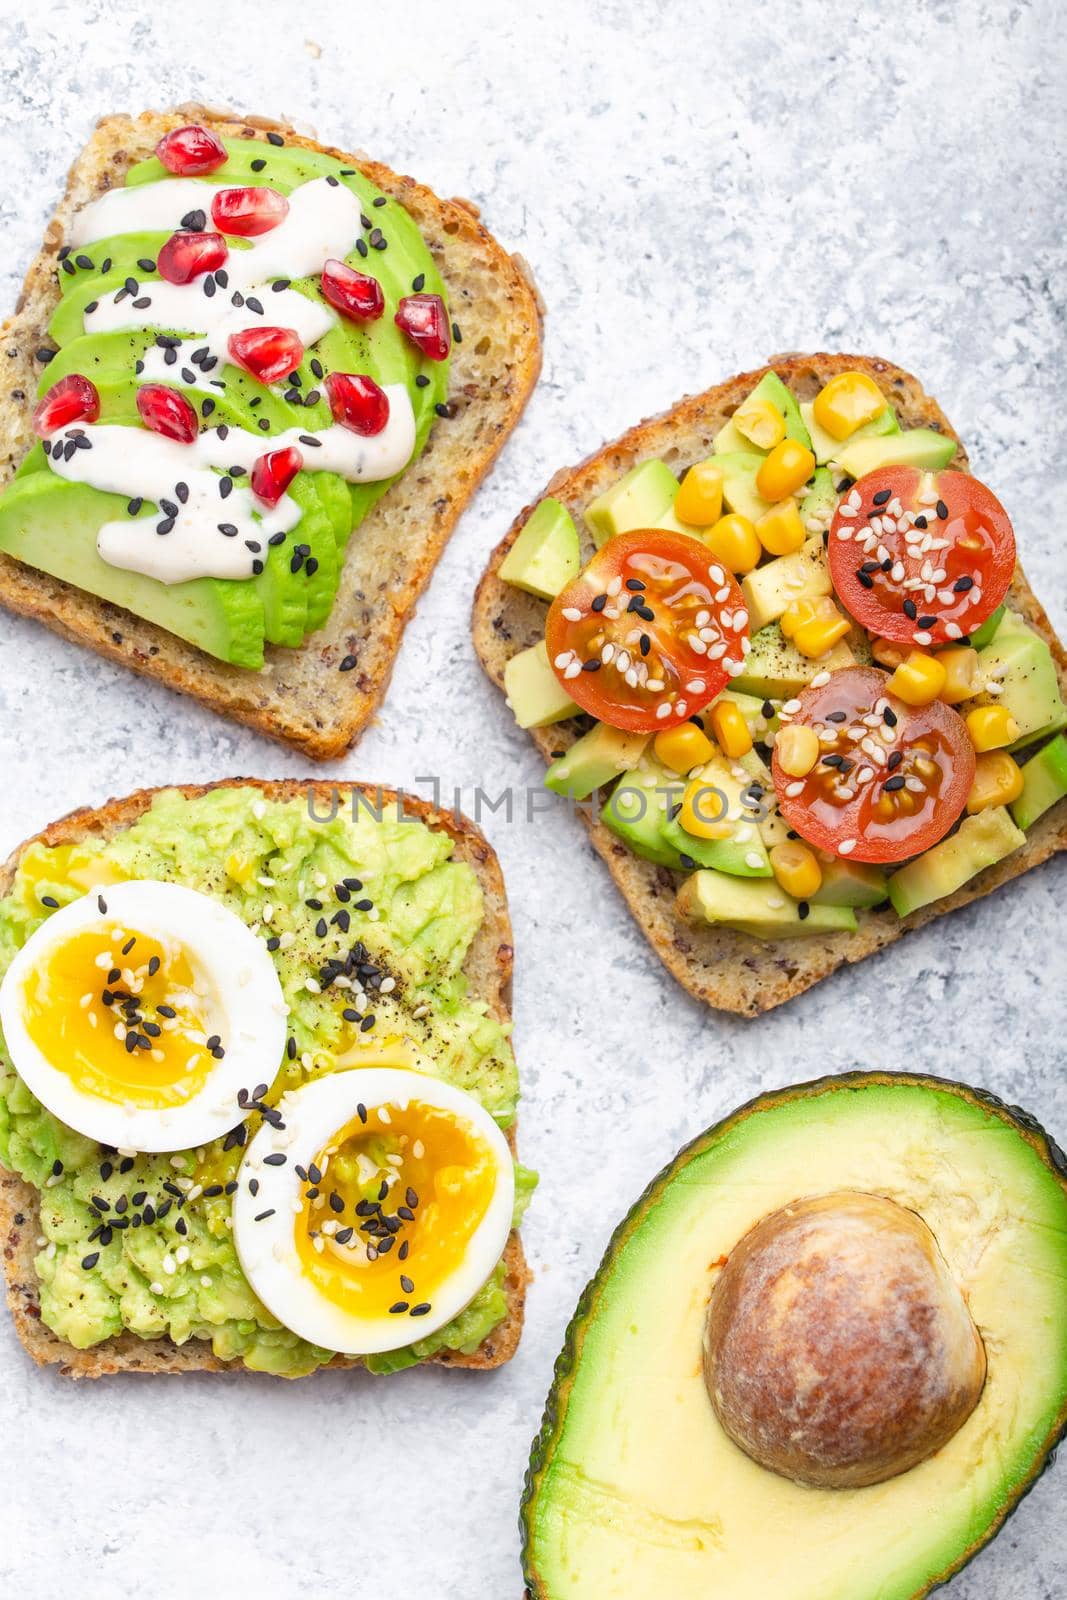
[325,373,390,436]
[136,384,199,444]
[211,187,289,238]
[251,445,303,508]
[155,125,227,176]
[320,259,385,323]
[394,293,451,361]
[33,374,100,437]
[157,230,228,285]
[227,327,305,385]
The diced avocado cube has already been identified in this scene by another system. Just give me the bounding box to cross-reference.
[969,603,1005,650]
[600,761,686,868]
[714,372,812,456]
[499,498,581,600]
[585,460,678,548]
[544,723,649,800]
[800,399,899,467]
[888,806,1026,918]
[714,452,774,525]
[834,427,957,480]
[970,611,1067,750]
[741,536,832,633]
[659,753,771,877]
[676,870,858,940]
[1011,734,1067,830]
[504,641,579,729]
[798,467,838,534]
[731,623,856,700]
[811,859,889,908]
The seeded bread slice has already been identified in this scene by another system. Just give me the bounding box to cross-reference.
[472,353,1067,1016]
[0,107,543,760]
[0,779,528,1378]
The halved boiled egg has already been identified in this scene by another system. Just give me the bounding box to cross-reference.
[233,1066,514,1355]
[0,880,287,1151]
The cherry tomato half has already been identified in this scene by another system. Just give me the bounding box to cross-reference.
[546,529,750,732]
[828,467,1015,647]
[771,667,975,863]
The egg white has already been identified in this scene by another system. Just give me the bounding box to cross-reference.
[233,1066,515,1356]
[0,880,288,1152]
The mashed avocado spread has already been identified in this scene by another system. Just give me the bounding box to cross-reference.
[0,787,534,1376]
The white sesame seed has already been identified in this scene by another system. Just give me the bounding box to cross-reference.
[561,607,582,622]
[785,780,805,798]
[150,1282,164,1295]
[913,631,933,646]
[656,702,672,720]
[809,671,832,688]
[838,838,857,856]
[745,851,764,870]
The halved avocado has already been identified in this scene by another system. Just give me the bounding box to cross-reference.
[523,1072,1067,1600]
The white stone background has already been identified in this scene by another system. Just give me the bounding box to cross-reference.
[0,1,1064,1595]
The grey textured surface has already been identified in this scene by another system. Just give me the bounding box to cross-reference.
[0,2,1065,1596]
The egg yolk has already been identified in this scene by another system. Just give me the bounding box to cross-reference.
[295,1100,499,1321]
[22,923,221,1108]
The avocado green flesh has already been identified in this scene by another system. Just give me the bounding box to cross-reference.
[0,787,529,1375]
[0,472,265,667]
[10,136,450,666]
[1012,734,1067,830]
[523,1074,1067,1600]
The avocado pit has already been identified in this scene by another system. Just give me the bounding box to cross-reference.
[703,1191,986,1488]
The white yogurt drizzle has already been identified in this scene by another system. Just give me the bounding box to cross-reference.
[46,389,416,584]
[51,176,416,584]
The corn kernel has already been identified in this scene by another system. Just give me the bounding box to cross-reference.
[756,438,816,502]
[871,637,908,670]
[965,704,1020,751]
[654,721,714,773]
[674,460,724,528]
[781,595,850,659]
[776,723,820,777]
[679,778,733,840]
[812,371,886,442]
[966,751,1024,813]
[225,853,254,885]
[937,646,980,704]
[756,500,806,556]
[704,513,761,574]
[769,840,823,900]
[733,396,786,451]
[710,699,753,759]
[886,650,947,706]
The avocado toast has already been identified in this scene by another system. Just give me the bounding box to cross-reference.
[472,354,1067,1014]
[0,780,531,1377]
[0,108,542,759]
[522,1071,1067,1600]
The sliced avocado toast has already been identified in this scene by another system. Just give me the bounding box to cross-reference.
[0,780,533,1377]
[472,354,1067,1015]
[522,1071,1067,1600]
[0,108,542,758]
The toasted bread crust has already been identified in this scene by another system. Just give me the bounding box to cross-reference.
[472,353,1067,1016]
[0,108,543,759]
[0,779,528,1376]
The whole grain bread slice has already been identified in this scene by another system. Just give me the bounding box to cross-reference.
[0,778,528,1377]
[472,353,1067,1016]
[0,107,543,760]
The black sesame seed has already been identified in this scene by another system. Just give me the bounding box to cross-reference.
[389,1302,409,1315]
[414,373,429,387]
[266,131,284,146]
[263,1154,287,1167]
[903,598,918,620]
[883,707,898,727]
[81,1252,100,1270]
[872,488,891,506]
[41,896,59,909]
[953,576,974,593]
[917,615,937,629]
[936,499,949,520]
[251,157,266,171]
[410,1303,431,1317]
[885,773,906,791]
